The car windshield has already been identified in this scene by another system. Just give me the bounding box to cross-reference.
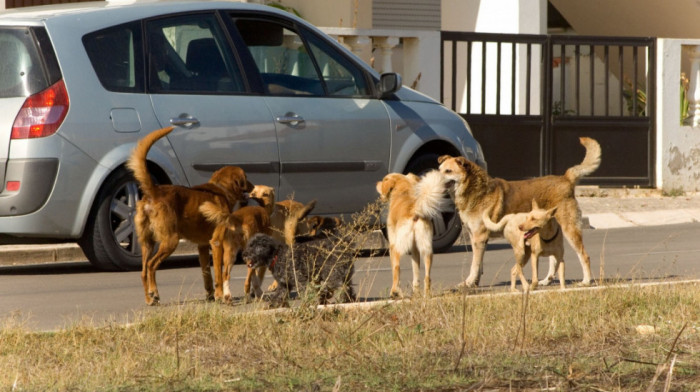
[0,27,49,98]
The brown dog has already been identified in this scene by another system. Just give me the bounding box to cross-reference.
[482,200,565,292]
[376,170,448,298]
[128,126,253,305]
[199,202,271,300]
[439,137,600,288]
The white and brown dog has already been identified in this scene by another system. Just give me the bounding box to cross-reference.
[376,170,449,298]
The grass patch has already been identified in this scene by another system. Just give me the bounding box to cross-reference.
[1,283,698,391]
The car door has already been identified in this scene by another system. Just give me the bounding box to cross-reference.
[146,12,279,188]
[228,15,391,215]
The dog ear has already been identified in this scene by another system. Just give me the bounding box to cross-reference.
[531,199,539,210]
[454,157,470,169]
[379,177,396,198]
[437,155,452,164]
[296,200,317,221]
[547,206,558,217]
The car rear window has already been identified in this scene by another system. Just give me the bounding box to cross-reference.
[0,27,54,98]
[83,21,144,93]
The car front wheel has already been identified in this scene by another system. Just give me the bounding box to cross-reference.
[79,167,142,271]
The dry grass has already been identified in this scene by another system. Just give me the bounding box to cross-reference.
[1,202,699,391]
[0,282,698,391]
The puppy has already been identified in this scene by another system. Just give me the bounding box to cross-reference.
[482,200,565,292]
[376,170,449,298]
[199,202,271,300]
[439,137,600,288]
[127,126,254,305]
[241,233,356,307]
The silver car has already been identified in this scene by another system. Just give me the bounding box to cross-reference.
[0,1,485,270]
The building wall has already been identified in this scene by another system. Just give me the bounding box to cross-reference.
[441,0,546,34]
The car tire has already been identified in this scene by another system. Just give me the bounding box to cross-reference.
[404,153,462,253]
[79,167,142,271]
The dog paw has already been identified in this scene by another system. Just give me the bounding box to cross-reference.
[389,290,403,300]
[575,280,593,287]
[456,280,479,289]
[145,292,160,306]
[538,277,554,286]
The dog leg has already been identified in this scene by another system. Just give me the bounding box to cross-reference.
[144,235,179,305]
[389,245,403,299]
[529,254,539,291]
[222,240,237,302]
[561,225,593,286]
[423,251,433,297]
[197,245,215,301]
[253,266,267,298]
[410,244,421,295]
[140,237,155,305]
[538,256,558,286]
[510,264,519,292]
[512,251,528,292]
[461,227,488,288]
[210,225,227,301]
[555,251,566,290]
[244,267,254,298]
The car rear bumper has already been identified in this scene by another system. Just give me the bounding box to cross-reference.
[0,158,58,216]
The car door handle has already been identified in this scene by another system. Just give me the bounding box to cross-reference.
[169,114,200,127]
[275,113,305,128]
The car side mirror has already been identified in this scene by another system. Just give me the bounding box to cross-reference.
[377,72,402,98]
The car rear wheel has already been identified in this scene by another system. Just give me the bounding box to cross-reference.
[404,153,462,253]
[79,167,142,271]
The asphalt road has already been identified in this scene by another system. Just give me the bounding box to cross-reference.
[1,223,699,331]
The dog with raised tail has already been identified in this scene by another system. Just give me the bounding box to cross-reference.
[128,126,253,305]
[376,170,450,298]
[482,200,565,292]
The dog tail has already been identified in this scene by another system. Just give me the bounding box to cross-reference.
[481,210,509,233]
[413,170,450,220]
[199,201,232,227]
[126,126,174,197]
[565,137,601,183]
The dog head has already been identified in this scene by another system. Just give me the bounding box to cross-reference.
[242,233,282,270]
[209,166,255,203]
[438,155,473,185]
[518,200,558,240]
[303,216,343,237]
[249,185,275,208]
[376,173,412,202]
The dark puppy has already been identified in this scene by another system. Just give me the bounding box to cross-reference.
[242,233,356,307]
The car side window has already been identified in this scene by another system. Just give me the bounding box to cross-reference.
[303,31,369,97]
[146,13,245,94]
[83,22,144,93]
[233,18,368,97]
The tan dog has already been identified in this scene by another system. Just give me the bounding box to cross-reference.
[199,202,271,300]
[439,137,600,288]
[127,126,254,305]
[376,170,448,298]
[248,185,316,245]
[483,200,565,292]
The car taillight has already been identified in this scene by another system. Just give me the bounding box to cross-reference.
[11,79,69,139]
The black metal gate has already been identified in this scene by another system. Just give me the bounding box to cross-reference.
[441,32,655,187]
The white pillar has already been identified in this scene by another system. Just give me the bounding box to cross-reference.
[372,36,400,74]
